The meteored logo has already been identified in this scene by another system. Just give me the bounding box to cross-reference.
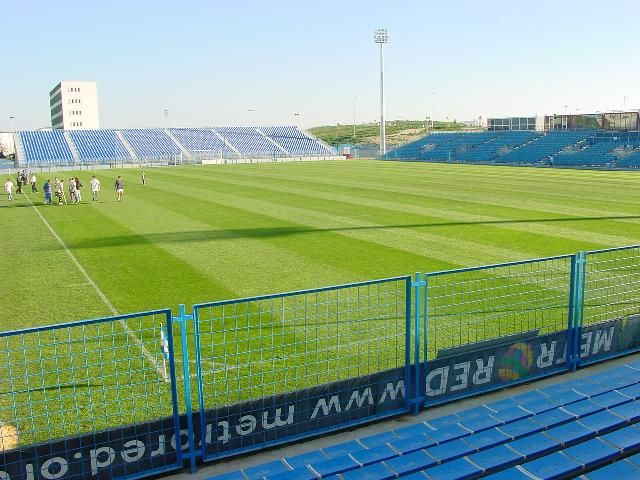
[497,342,534,381]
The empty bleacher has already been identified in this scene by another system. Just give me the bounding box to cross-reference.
[386,133,463,160]
[491,131,590,164]
[387,130,640,167]
[205,359,640,480]
[170,128,229,156]
[68,129,132,163]
[260,126,333,155]
[19,130,75,165]
[457,131,541,162]
[422,132,501,161]
[120,128,182,159]
[16,126,335,167]
[216,127,284,157]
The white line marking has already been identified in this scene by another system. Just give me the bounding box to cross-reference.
[24,194,169,382]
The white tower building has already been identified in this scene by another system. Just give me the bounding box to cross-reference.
[49,81,100,130]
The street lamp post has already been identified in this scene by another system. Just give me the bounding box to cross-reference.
[428,92,436,130]
[353,97,358,139]
[374,28,388,157]
[9,116,15,166]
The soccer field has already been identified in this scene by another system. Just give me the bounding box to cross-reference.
[2,160,640,447]
[2,159,640,328]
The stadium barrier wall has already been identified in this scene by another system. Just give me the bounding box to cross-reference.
[1,247,640,479]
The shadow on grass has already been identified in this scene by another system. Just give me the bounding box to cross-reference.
[1,382,103,395]
[52,214,640,249]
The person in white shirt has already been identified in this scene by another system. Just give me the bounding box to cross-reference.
[90,176,101,202]
[4,178,14,200]
[68,178,77,204]
[30,174,38,193]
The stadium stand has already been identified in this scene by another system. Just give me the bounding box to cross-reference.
[421,132,501,161]
[386,133,463,160]
[260,126,334,155]
[204,360,640,480]
[170,128,229,156]
[216,127,285,157]
[456,131,541,162]
[386,130,640,168]
[19,130,75,165]
[15,126,335,166]
[487,131,590,164]
[120,128,182,159]
[68,129,132,163]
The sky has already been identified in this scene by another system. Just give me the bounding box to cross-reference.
[1,0,638,131]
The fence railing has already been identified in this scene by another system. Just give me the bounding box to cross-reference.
[1,247,640,479]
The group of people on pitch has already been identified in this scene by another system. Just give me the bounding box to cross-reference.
[4,171,145,203]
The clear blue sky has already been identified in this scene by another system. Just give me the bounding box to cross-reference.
[2,0,638,131]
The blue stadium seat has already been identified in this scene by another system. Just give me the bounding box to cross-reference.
[389,433,436,454]
[425,438,476,462]
[508,432,561,459]
[308,455,359,477]
[350,444,397,466]
[243,459,291,479]
[467,443,524,473]
[384,449,438,476]
[358,430,400,447]
[600,424,640,452]
[426,424,471,443]
[284,450,328,469]
[519,451,582,479]
[422,457,483,480]
[562,437,620,469]
[341,462,395,480]
[581,459,640,479]
[267,466,317,480]
[546,421,595,446]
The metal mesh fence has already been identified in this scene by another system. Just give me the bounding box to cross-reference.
[0,310,181,479]
[421,256,574,404]
[584,246,640,326]
[193,276,410,459]
[581,246,640,363]
[425,256,574,357]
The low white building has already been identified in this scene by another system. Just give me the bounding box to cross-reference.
[49,81,100,130]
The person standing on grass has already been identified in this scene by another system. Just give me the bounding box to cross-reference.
[141,170,146,185]
[90,175,101,202]
[68,177,77,203]
[15,173,22,194]
[30,173,37,193]
[115,175,124,201]
[74,176,83,202]
[54,177,66,205]
[43,179,52,204]
[4,178,14,200]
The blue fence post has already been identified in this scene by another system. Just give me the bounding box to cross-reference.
[411,272,426,414]
[567,254,578,371]
[574,251,587,368]
[173,304,197,473]
[404,277,412,412]
[567,252,586,371]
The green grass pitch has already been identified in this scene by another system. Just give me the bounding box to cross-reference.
[1,159,640,445]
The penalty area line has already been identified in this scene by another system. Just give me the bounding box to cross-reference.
[25,194,169,382]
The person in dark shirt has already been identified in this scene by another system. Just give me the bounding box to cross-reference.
[43,179,52,204]
[115,176,124,201]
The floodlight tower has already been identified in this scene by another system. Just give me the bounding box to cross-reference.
[374,28,388,157]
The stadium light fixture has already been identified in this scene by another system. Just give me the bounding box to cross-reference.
[163,109,169,129]
[374,28,388,157]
